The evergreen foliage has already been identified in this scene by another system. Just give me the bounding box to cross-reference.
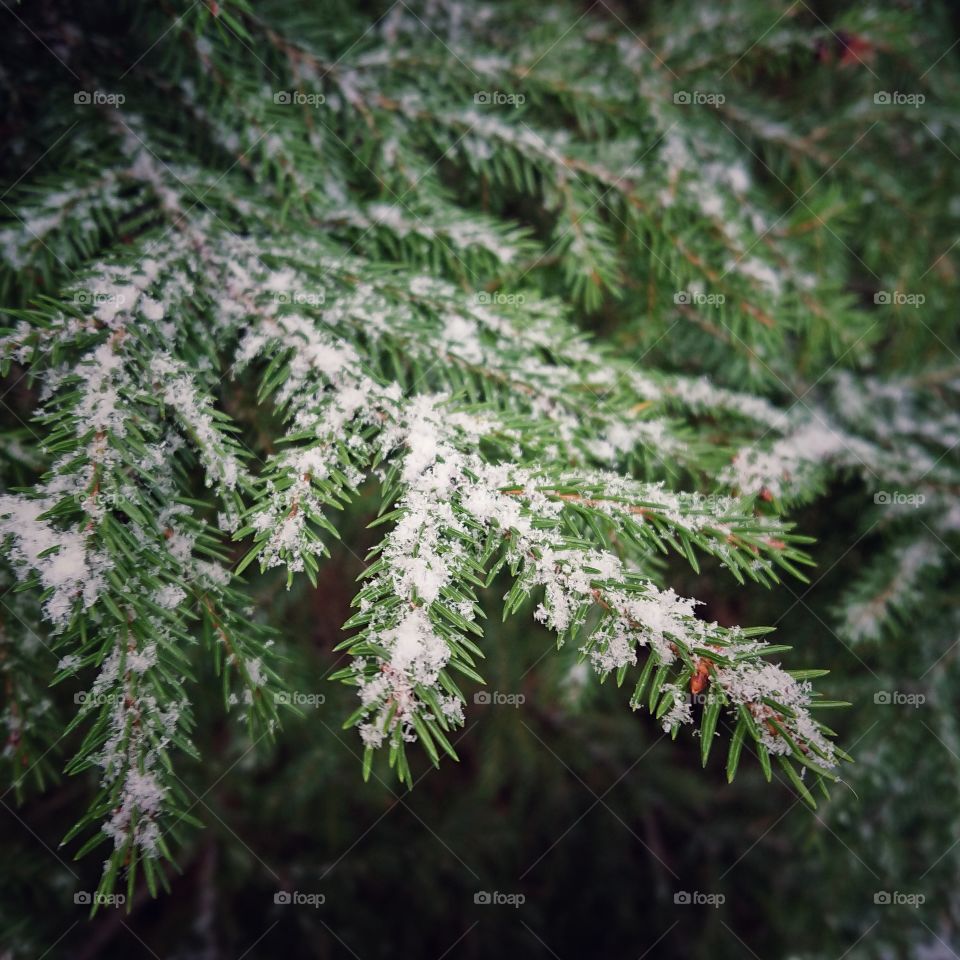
[0,1,957,957]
